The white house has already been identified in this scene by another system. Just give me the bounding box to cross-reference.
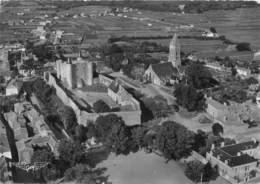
[5,79,22,96]
[236,66,251,78]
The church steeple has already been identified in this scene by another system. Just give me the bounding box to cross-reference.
[168,33,181,68]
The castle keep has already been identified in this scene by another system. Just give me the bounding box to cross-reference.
[56,58,93,89]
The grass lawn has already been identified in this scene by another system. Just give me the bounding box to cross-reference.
[98,150,193,184]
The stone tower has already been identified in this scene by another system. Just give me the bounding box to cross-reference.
[86,61,93,86]
[168,33,181,68]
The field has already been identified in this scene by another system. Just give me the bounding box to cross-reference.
[1,2,258,60]
[51,5,256,59]
[98,151,193,184]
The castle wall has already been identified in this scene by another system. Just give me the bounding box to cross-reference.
[46,73,141,126]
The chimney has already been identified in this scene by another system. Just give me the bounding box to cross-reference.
[221,142,225,147]
[211,144,215,150]
[224,160,228,165]
[252,138,257,144]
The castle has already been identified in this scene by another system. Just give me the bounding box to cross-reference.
[56,57,93,89]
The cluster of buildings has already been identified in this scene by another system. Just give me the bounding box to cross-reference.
[0,116,12,182]
[4,101,59,163]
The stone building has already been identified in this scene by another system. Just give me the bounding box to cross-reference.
[144,34,181,86]
[56,57,93,89]
[207,140,259,184]
[5,79,22,96]
[206,97,228,119]
[168,33,181,68]
[144,62,179,86]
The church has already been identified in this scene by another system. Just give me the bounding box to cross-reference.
[144,34,181,86]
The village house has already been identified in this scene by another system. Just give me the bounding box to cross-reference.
[108,81,139,109]
[4,111,28,141]
[5,79,22,96]
[207,140,259,184]
[206,97,228,119]
[0,157,12,182]
[202,31,219,38]
[0,120,12,160]
[31,26,47,40]
[205,62,225,72]
[16,138,34,163]
[236,66,251,79]
[253,51,260,62]
[13,102,60,162]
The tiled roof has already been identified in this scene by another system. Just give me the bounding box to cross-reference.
[221,141,259,156]
[151,62,178,79]
[212,141,258,167]
[109,81,119,93]
[207,98,227,110]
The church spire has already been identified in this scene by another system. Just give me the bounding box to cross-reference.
[168,33,181,68]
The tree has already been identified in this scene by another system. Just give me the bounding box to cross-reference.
[57,105,77,133]
[130,64,145,80]
[203,163,219,182]
[156,121,194,160]
[107,121,132,155]
[245,77,258,85]
[75,124,87,143]
[130,125,147,150]
[209,27,217,33]
[174,84,206,112]
[231,66,237,76]
[142,96,174,118]
[86,122,97,139]
[185,62,217,89]
[193,130,207,153]
[93,100,111,113]
[185,160,205,183]
[95,114,133,155]
[95,114,125,141]
[185,161,218,183]
[64,164,107,184]
[236,42,251,51]
[212,123,223,136]
[58,139,85,167]
[31,147,55,163]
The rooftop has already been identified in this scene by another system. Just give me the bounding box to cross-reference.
[207,97,227,110]
[151,62,178,79]
[212,141,259,167]
[221,141,259,156]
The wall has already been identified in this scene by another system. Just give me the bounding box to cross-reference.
[46,73,141,126]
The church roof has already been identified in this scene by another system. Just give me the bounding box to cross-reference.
[151,62,178,79]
